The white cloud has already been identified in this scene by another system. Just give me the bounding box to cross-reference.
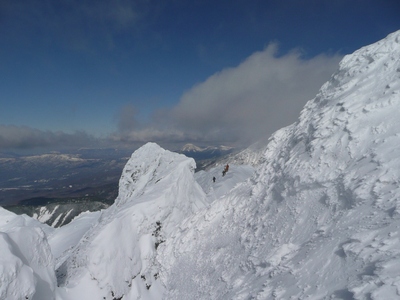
[2,45,342,151]
[117,44,343,147]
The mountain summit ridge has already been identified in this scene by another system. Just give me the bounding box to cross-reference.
[158,29,400,299]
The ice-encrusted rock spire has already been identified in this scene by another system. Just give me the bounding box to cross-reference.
[56,142,208,299]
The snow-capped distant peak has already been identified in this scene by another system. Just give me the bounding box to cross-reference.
[181,143,204,152]
[181,143,234,153]
[217,145,234,151]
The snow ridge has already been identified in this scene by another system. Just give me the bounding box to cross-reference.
[157,30,400,299]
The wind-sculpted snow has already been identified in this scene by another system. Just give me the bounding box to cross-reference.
[157,30,400,299]
[0,207,56,300]
[55,143,208,299]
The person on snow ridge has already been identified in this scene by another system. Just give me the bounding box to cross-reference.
[222,164,229,176]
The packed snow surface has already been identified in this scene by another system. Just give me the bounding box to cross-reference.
[0,30,400,299]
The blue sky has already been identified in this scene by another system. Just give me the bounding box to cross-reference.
[1,0,399,152]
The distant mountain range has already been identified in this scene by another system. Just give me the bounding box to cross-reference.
[178,143,235,162]
[0,150,130,207]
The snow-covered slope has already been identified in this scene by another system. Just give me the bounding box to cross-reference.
[54,143,208,300]
[157,30,400,299]
[216,135,271,167]
[195,164,255,203]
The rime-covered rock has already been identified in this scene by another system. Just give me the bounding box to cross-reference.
[55,142,207,300]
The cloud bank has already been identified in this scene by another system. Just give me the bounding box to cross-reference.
[114,44,343,147]
[1,45,342,151]
[0,125,98,150]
